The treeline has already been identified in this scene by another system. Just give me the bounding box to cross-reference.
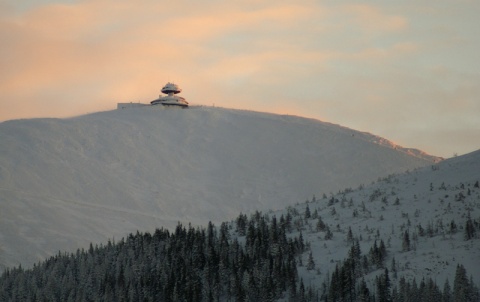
[0,211,478,301]
[320,240,479,302]
[0,214,307,301]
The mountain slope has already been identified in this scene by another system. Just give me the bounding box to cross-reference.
[0,149,477,301]
[288,149,480,291]
[0,106,439,269]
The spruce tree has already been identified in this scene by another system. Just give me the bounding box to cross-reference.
[443,279,452,302]
[347,227,354,243]
[324,226,333,240]
[464,218,476,241]
[358,278,371,302]
[454,264,470,302]
[402,230,410,252]
[316,217,326,232]
[305,204,311,219]
[306,252,315,271]
[376,268,392,302]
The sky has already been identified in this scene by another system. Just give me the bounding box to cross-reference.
[1,0,479,158]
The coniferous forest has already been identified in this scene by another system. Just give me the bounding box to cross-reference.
[1,210,478,301]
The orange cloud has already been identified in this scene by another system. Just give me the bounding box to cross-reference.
[1,0,479,158]
[0,0,326,121]
[339,4,408,32]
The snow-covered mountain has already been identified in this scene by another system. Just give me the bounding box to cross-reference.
[0,106,439,270]
[285,149,480,291]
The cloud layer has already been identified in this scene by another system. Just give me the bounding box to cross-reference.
[1,0,479,157]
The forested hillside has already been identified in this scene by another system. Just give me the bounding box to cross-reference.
[0,213,477,301]
[1,150,479,301]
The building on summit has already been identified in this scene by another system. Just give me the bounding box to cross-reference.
[151,82,189,108]
[117,82,189,109]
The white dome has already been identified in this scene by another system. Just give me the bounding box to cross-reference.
[161,82,182,94]
[151,82,188,107]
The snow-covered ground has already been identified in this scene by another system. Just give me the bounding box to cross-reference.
[266,149,480,290]
[0,106,439,270]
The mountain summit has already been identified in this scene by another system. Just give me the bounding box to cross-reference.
[0,106,439,269]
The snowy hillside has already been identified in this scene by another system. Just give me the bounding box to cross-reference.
[0,149,477,301]
[0,106,439,270]
[275,149,480,293]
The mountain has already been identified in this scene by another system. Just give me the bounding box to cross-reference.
[0,149,477,301]
[0,106,439,270]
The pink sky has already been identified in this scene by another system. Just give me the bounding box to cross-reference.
[1,0,479,157]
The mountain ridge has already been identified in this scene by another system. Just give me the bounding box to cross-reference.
[0,106,440,269]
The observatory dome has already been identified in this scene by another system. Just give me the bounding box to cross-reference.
[151,82,188,108]
[161,82,182,94]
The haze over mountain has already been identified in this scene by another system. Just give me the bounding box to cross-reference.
[0,106,440,270]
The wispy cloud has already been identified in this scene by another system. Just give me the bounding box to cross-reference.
[1,0,479,156]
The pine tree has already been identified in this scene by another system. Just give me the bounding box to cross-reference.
[450,220,458,234]
[304,204,311,219]
[358,278,371,302]
[298,278,306,302]
[391,286,399,302]
[236,213,248,236]
[390,257,397,279]
[324,226,333,240]
[316,217,326,232]
[330,206,337,216]
[454,264,470,302]
[402,230,410,252]
[306,252,315,271]
[464,218,476,241]
[468,276,480,302]
[443,279,452,302]
[376,268,392,302]
[347,227,354,243]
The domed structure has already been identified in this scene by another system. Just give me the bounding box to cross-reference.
[151,82,189,108]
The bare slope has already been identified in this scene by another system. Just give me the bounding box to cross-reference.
[0,106,438,269]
